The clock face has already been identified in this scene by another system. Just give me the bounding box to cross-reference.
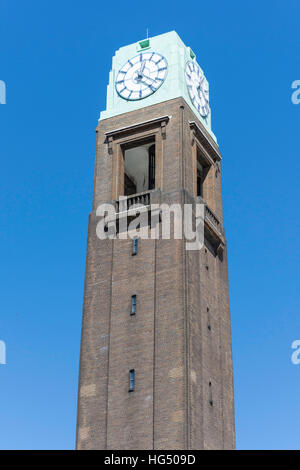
[185,61,210,117]
[115,52,168,101]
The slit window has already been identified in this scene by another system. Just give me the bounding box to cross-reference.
[131,295,137,315]
[129,369,135,392]
[132,237,138,255]
[209,381,213,406]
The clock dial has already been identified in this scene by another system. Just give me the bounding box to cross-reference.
[115,52,168,101]
[185,61,210,117]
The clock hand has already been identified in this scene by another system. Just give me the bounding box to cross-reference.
[136,60,146,79]
[140,60,146,73]
[197,76,205,88]
[140,73,156,83]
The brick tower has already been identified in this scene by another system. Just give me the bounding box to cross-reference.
[76,31,235,450]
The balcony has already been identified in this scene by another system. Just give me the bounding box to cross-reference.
[195,195,225,254]
[109,190,225,254]
[205,204,220,231]
[114,190,152,214]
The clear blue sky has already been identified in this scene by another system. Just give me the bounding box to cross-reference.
[0,0,299,450]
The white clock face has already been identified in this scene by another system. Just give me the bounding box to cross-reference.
[185,61,210,117]
[115,52,168,101]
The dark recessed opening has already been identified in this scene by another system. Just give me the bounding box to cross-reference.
[129,369,135,392]
[197,147,209,198]
[123,138,155,196]
[131,295,136,316]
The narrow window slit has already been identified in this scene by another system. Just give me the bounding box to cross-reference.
[132,237,138,255]
[129,369,135,392]
[131,295,137,315]
[209,381,213,406]
[207,306,211,331]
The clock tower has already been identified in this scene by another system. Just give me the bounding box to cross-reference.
[76,31,235,450]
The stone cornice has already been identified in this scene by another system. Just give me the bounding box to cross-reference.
[189,120,221,162]
[105,115,170,140]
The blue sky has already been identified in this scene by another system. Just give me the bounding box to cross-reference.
[0,0,299,450]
